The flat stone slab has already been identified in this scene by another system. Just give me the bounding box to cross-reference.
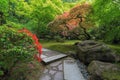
[42,54,67,63]
[42,48,50,51]
[42,50,61,57]
[64,59,85,80]
[41,54,47,59]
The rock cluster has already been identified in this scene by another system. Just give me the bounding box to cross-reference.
[75,40,120,80]
[88,61,120,80]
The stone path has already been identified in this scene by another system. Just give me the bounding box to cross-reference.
[40,60,64,80]
[39,48,87,80]
[64,59,85,80]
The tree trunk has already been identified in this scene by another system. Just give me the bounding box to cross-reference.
[80,26,91,40]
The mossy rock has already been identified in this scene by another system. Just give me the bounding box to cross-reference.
[88,61,120,80]
[76,40,120,64]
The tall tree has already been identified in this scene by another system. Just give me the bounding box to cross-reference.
[48,3,92,39]
[91,0,120,43]
[29,0,65,38]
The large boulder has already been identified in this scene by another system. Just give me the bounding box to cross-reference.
[75,40,120,64]
[88,61,120,80]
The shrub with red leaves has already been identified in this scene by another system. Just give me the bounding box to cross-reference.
[18,28,42,62]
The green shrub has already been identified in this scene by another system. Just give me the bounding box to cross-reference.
[0,26,37,78]
[89,25,120,44]
[5,21,23,29]
[54,35,65,42]
[32,22,50,38]
[45,35,53,40]
[104,26,120,44]
[8,61,42,80]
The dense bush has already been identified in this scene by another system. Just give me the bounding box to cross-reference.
[0,26,37,78]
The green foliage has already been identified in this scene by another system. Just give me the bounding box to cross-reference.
[8,61,42,80]
[0,0,84,38]
[63,0,77,3]
[5,21,23,29]
[54,35,65,42]
[30,0,65,37]
[8,0,32,22]
[0,26,37,77]
[0,0,8,15]
[32,22,50,38]
[92,0,120,25]
[102,70,120,80]
[91,0,120,44]
[105,26,120,43]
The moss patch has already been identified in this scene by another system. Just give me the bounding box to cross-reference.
[107,44,120,54]
[102,70,120,80]
[40,40,80,53]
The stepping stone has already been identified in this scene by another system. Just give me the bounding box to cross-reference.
[42,51,60,57]
[42,48,50,51]
[42,54,67,63]
[41,54,47,59]
[63,59,86,80]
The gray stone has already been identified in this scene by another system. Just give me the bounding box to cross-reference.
[42,48,50,51]
[64,59,85,80]
[54,72,63,80]
[49,70,57,75]
[41,54,47,59]
[42,51,58,57]
[52,67,58,70]
[40,75,51,80]
[42,54,67,63]
[58,64,63,71]
[76,40,119,64]
[50,61,62,67]
[88,60,120,80]
[43,69,49,74]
